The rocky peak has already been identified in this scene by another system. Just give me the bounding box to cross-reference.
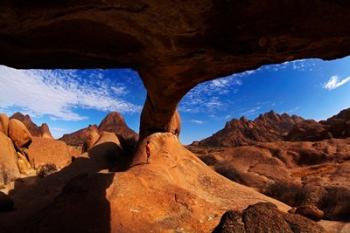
[197,111,304,147]
[60,112,138,153]
[10,112,53,138]
[328,108,350,121]
[98,112,138,140]
[39,123,53,139]
[98,112,126,130]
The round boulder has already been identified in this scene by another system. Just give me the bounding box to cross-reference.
[8,119,32,151]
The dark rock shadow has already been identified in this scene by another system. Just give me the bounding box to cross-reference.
[0,141,128,233]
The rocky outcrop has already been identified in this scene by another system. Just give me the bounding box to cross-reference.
[190,137,350,221]
[10,113,53,139]
[27,137,71,170]
[2,1,350,139]
[213,202,325,233]
[0,113,35,185]
[98,112,138,141]
[40,123,53,139]
[8,119,32,151]
[286,120,331,141]
[0,132,20,185]
[198,111,304,147]
[61,112,138,153]
[0,133,291,232]
[60,126,94,147]
[197,109,350,147]
[82,125,100,152]
[287,108,350,141]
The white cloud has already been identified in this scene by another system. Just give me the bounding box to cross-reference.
[0,65,141,121]
[323,75,350,90]
[190,120,204,124]
[241,106,261,116]
[111,85,128,96]
[180,75,244,113]
[50,127,70,138]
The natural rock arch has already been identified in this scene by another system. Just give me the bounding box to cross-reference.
[1,0,350,139]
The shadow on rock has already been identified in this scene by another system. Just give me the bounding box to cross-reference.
[0,141,126,233]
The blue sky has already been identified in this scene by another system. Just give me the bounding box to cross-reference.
[1,56,350,144]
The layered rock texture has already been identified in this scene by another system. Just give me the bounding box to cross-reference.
[10,113,53,139]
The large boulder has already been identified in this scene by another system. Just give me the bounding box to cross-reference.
[0,132,20,185]
[82,125,100,152]
[88,131,124,168]
[0,113,9,136]
[8,119,32,151]
[27,137,71,170]
[213,202,325,233]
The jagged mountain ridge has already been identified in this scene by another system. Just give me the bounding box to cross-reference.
[195,108,350,147]
[196,111,304,147]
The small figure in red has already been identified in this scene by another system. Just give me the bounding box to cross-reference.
[146,140,151,163]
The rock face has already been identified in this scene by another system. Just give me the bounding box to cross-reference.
[286,108,350,141]
[213,202,325,233]
[61,112,138,153]
[286,120,331,141]
[0,133,292,232]
[8,119,32,151]
[198,111,304,147]
[0,132,20,185]
[40,123,53,139]
[190,137,350,221]
[10,112,53,139]
[60,126,95,147]
[27,137,71,170]
[98,112,138,142]
[0,113,9,136]
[197,109,350,147]
[82,125,101,152]
[2,1,350,138]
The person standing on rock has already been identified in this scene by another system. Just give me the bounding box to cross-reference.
[146,141,151,163]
